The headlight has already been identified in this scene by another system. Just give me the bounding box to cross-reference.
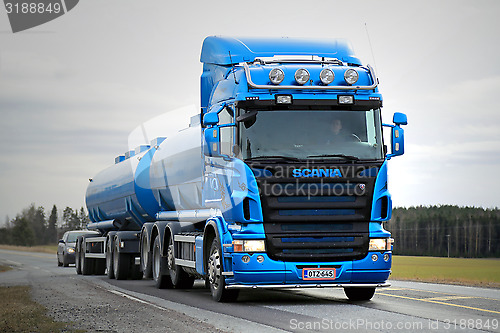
[67,247,75,253]
[269,68,285,85]
[320,68,335,85]
[369,238,392,251]
[233,240,266,252]
[344,69,359,85]
[294,68,310,85]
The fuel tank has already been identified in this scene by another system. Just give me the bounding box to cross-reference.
[85,119,203,230]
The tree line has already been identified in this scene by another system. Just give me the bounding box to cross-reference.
[0,204,90,246]
[386,205,500,258]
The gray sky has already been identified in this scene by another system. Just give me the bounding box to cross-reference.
[1,0,499,222]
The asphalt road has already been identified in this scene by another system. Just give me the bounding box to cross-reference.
[1,249,499,333]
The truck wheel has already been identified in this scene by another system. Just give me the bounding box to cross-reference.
[208,238,239,302]
[140,233,152,279]
[152,235,173,289]
[167,236,194,289]
[114,239,129,280]
[75,239,82,275]
[106,237,115,279]
[344,287,376,301]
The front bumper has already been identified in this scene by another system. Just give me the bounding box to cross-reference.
[224,251,392,288]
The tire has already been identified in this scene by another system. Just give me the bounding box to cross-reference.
[152,235,172,289]
[57,254,63,267]
[344,287,376,301]
[75,239,82,275]
[62,254,69,267]
[140,233,153,279]
[113,239,130,280]
[167,236,194,289]
[81,238,94,275]
[207,238,239,302]
[106,237,115,279]
[94,259,106,275]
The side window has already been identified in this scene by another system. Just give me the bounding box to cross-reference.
[219,107,234,156]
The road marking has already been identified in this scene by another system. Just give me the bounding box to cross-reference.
[107,289,167,312]
[425,296,476,301]
[377,292,500,315]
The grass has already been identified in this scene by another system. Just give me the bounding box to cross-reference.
[0,244,58,254]
[391,255,500,288]
[0,285,84,333]
[0,264,12,273]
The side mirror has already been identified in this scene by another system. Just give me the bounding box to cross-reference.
[203,112,219,127]
[204,126,221,156]
[58,239,65,244]
[384,112,407,159]
[393,112,408,126]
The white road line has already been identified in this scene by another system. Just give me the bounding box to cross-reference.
[107,289,167,311]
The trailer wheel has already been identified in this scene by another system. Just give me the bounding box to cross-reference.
[167,236,194,289]
[208,238,239,302]
[106,237,115,279]
[113,239,129,280]
[94,259,106,275]
[81,237,94,275]
[152,235,173,289]
[344,287,376,301]
[75,239,82,275]
[140,233,152,279]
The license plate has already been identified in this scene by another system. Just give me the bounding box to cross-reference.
[302,268,336,280]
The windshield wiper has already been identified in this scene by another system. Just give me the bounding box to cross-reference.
[245,155,301,162]
[306,154,360,161]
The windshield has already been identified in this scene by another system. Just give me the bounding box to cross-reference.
[238,108,384,161]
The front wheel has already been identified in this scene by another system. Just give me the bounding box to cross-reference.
[207,238,239,302]
[344,287,376,301]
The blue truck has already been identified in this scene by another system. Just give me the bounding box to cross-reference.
[76,36,407,302]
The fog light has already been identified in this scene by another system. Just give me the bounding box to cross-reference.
[256,255,265,263]
[294,68,310,85]
[242,255,250,263]
[269,68,285,85]
[344,69,359,85]
[384,253,390,262]
[371,254,378,262]
[120,241,125,248]
[276,95,292,104]
[320,68,335,85]
[338,95,354,104]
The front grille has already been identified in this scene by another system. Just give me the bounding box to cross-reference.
[250,162,381,262]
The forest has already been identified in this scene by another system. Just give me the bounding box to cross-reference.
[386,206,500,258]
[0,204,89,246]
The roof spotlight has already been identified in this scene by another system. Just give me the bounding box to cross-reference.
[294,68,310,85]
[344,69,359,85]
[269,68,284,85]
[320,68,335,85]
